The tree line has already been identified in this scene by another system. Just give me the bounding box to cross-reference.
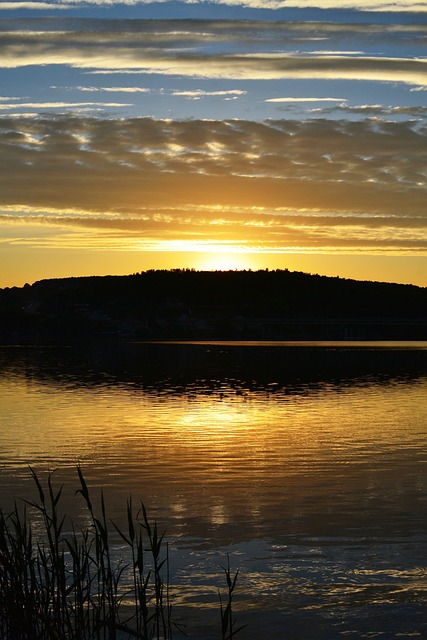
[0,269,426,342]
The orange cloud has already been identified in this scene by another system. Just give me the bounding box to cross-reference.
[0,115,426,255]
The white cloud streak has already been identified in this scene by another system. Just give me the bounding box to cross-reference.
[76,86,151,93]
[0,3,69,8]
[275,0,427,11]
[1,0,427,11]
[265,97,345,102]
[171,89,247,97]
[0,101,131,110]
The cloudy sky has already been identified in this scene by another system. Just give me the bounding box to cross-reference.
[1,0,426,287]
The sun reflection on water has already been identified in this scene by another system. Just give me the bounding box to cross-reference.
[1,343,427,639]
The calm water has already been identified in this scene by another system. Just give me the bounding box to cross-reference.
[1,341,427,639]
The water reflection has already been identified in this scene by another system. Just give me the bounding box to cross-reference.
[0,341,426,639]
[1,340,426,392]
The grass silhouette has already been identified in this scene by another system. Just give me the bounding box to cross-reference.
[0,467,244,640]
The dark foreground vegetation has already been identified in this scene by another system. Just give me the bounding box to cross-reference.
[0,468,243,640]
[0,269,426,342]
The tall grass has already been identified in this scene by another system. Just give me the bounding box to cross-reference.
[0,467,244,640]
[219,555,246,640]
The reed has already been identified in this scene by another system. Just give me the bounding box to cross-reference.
[0,468,244,640]
[218,555,246,640]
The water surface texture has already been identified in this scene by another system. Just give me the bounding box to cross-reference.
[1,341,426,639]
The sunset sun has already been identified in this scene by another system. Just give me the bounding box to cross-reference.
[196,251,253,272]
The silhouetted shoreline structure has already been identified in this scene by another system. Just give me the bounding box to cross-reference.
[0,269,426,342]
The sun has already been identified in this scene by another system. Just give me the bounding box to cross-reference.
[195,252,252,272]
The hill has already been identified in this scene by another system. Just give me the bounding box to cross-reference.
[0,269,426,342]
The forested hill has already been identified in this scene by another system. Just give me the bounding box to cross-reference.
[1,269,426,342]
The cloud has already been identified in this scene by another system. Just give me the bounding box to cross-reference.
[272,0,427,11]
[339,104,427,117]
[0,3,69,8]
[265,97,345,103]
[0,19,426,87]
[75,86,151,93]
[1,0,426,11]
[0,115,425,254]
[171,89,247,99]
[0,101,132,110]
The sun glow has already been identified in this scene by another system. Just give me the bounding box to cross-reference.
[195,251,253,272]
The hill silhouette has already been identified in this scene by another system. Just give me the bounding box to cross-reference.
[0,269,426,342]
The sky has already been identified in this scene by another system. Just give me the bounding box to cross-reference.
[0,0,426,287]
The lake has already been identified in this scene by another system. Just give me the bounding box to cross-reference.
[1,341,426,639]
